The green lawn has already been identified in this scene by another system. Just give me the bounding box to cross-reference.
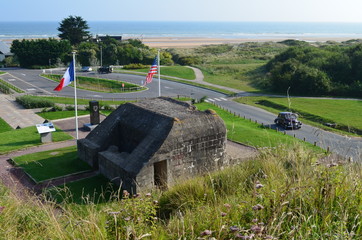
[0,126,73,154]
[22,95,129,105]
[117,66,196,80]
[42,74,145,93]
[195,102,320,150]
[13,146,91,182]
[37,110,89,120]
[46,175,116,204]
[235,96,362,135]
[0,117,12,133]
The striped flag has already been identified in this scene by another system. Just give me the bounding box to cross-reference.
[54,61,75,91]
[144,56,158,85]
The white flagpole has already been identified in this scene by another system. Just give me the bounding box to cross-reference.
[72,52,79,140]
[158,49,161,97]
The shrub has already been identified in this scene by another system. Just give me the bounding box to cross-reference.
[0,83,10,94]
[16,95,55,109]
[123,63,146,69]
[65,105,75,111]
[102,104,115,111]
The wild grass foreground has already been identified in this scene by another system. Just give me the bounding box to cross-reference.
[0,145,361,239]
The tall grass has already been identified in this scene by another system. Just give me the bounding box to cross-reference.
[0,145,360,239]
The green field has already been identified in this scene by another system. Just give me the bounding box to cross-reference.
[235,96,362,135]
[195,102,320,150]
[0,126,73,154]
[13,146,91,182]
[0,117,12,133]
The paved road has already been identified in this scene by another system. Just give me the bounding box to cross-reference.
[216,100,362,161]
[1,68,227,101]
[1,68,361,161]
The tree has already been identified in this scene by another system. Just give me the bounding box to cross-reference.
[11,39,71,67]
[58,16,91,45]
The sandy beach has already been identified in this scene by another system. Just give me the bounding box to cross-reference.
[2,36,362,49]
[141,37,362,48]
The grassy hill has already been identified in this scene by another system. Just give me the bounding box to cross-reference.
[0,145,360,239]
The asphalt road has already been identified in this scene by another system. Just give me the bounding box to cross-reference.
[1,68,226,100]
[1,68,361,161]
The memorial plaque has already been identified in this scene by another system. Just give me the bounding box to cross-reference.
[89,101,100,125]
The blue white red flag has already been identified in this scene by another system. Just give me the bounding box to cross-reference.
[144,56,158,85]
[54,61,75,91]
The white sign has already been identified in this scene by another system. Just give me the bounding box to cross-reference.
[36,123,56,134]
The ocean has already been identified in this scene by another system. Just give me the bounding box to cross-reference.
[1,21,362,40]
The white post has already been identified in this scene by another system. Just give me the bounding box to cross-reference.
[158,49,161,97]
[72,52,79,140]
[100,45,103,67]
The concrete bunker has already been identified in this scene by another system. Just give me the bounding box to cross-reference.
[78,97,227,193]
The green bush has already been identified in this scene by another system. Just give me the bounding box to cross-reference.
[0,83,10,94]
[123,63,146,69]
[65,105,75,111]
[16,95,55,109]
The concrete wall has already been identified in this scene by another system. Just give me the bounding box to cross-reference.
[78,98,227,193]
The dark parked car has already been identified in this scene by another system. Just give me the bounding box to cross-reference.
[274,112,302,129]
[97,66,113,74]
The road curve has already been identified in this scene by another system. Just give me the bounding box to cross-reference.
[1,68,361,161]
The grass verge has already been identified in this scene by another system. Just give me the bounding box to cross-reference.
[21,95,129,105]
[115,66,196,80]
[0,117,12,133]
[0,126,73,154]
[0,79,24,93]
[235,96,362,136]
[12,146,91,182]
[195,102,321,151]
[115,69,235,95]
[37,110,89,120]
[42,74,145,93]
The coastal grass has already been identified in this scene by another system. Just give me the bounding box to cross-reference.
[42,74,144,93]
[235,96,362,135]
[37,110,89,120]
[12,146,91,182]
[116,66,196,80]
[198,62,266,92]
[0,126,73,154]
[1,145,361,239]
[195,102,320,150]
[0,117,12,133]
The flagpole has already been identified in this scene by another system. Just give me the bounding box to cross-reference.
[72,52,79,140]
[158,49,161,97]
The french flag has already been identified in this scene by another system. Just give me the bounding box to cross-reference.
[54,61,75,91]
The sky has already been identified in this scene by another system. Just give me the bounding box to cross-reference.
[1,0,362,22]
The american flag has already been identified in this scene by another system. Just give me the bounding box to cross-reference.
[145,56,158,85]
